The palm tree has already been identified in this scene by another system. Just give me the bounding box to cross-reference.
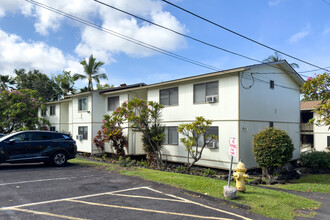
[0,75,15,90]
[263,52,299,69]
[73,55,108,91]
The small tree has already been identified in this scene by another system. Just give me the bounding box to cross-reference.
[301,73,329,127]
[104,98,165,169]
[102,116,128,158]
[252,127,294,179]
[92,130,106,154]
[0,89,49,133]
[177,116,217,171]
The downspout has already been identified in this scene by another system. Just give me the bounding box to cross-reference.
[238,72,241,164]
[91,92,93,154]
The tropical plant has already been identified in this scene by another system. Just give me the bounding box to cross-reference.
[14,69,62,101]
[54,71,76,96]
[93,130,106,154]
[252,127,294,179]
[104,98,165,169]
[177,116,217,171]
[73,55,108,91]
[0,75,15,90]
[301,72,330,126]
[0,89,49,133]
[263,52,299,69]
[96,83,113,90]
[102,117,128,158]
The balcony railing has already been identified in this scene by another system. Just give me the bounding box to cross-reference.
[300,123,313,132]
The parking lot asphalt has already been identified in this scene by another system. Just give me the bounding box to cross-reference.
[0,162,267,220]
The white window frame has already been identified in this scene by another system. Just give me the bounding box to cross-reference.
[159,87,178,106]
[41,109,46,116]
[50,105,56,116]
[78,126,88,140]
[193,81,218,104]
[78,97,88,111]
[164,126,179,145]
[108,96,120,111]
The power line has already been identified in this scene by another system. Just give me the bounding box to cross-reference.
[241,73,300,91]
[25,0,222,72]
[94,0,262,64]
[26,0,306,89]
[94,0,308,79]
[161,0,330,73]
[298,66,330,74]
[323,0,330,5]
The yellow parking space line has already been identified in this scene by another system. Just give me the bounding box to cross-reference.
[146,187,252,220]
[109,193,190,203]
[67,199,233,220]
[8,207,89,220]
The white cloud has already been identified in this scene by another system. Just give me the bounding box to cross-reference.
[0,29,80,76]
[322,27,330,36]
[0,0,186,60]
[268,0,281,6]
[289,24,310,43]
[75,0,186,60]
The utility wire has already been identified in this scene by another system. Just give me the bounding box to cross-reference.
[94,0,309,79]
[94,0,262,64]
[25,0,221,72]
[298,66,330,74]
[26,0,305,91]
[322,0,330,5]
[161,0,330,73]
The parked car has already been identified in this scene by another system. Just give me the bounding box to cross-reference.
[0,133,5,138]
[0,131,77,166]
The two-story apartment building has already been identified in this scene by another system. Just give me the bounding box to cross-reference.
[300,100,330,152]
[40,60,304,169]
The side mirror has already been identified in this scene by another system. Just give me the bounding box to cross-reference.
[8,139,15,145]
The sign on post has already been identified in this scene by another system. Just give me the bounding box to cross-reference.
[229,137,238,158]
[227,137,238,187]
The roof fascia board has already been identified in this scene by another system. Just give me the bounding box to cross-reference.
[46,98,72,105]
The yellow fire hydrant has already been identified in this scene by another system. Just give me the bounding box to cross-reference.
[233,161,249,192]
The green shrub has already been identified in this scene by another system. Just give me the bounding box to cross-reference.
[136,160,149,168]
[300,151,330,170]
[176,165,186,173]
[252,127,294,178]
[203,168,216,177]
[118,156,136,167]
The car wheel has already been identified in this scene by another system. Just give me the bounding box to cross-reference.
[51,151,67,166]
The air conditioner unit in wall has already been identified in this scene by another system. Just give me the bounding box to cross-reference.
[76,135,83,141]
[206,95,217,103]
[208,141,218,149]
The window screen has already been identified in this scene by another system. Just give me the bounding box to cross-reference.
[78,98,88,111]
[78,126,88,140]
[197,126,219,147]
[41,109,46,116]
[108,96,119,111]
[194,81,218,103]
[160,87,178,106]
[164,127,178,145]
[50,105,56,115]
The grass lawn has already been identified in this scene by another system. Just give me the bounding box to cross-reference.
[270,174,330,193]
[69,158,320,220]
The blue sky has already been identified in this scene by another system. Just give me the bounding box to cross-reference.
[0,0,329,89]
